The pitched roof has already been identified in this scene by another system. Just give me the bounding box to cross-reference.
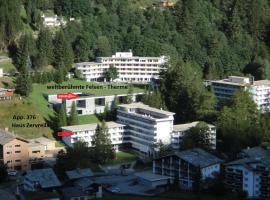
[0,129,15,145]
[241,147,270,158]
[66,168,93,180]
[175,148,223,168]
[225,156,270,171]
[24,168,61,188]
[0,129,28,145]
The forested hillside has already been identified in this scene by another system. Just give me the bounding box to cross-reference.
[1,0,270,80]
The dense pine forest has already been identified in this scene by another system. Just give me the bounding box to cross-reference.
[1,0,270,156]
[1,0,270,79]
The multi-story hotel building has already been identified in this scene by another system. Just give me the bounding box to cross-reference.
[75,51,168,82]
[61,121,125,151]
[224,157,270,199]
[171,121,216,150]
[117,103,175,156]
[211,76,270,112]
[153,148,223,189]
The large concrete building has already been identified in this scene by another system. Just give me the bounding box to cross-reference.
[117,103,175,156]
[75,51,168,82]
[211,76,270,112]
[47,92,144,116]
[171,122,216,150]
[61,103,217,157]
[153,148,223,189]
[62,122,125,151]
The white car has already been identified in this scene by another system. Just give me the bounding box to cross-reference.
[7,170,18,176]
[111,187,120,193]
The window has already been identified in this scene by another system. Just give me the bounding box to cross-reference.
[6,152,11,154]
[15,151,21,153]
[15,160,21,162]
[15,145,21,147]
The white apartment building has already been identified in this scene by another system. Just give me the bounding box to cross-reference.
[117,103,175,156]
[211,76,270,112]
[61,121,125,151]
[75,51,168,83]
[224,157,270,199]
[41,14,66,27]
[171,121,216,150]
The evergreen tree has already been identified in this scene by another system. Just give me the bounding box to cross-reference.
[36,29,54,67]
[161,60,216,123]
[181,122,212,150]
[218,91,263,157]
[68,101,79,125]
[92,121,115,164]
[15,67,32,97]
[124,85,134,104]
[54,30,74,70]
[104,65,118,82]
[95,36,111,57]
[57,104,67,128]
[73,35,89,62]
[15,34,36,71]
[54,66,65,84]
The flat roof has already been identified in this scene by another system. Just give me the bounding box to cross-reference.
[25,168,61,188]
[211,79,249,87]
[62,121,125,132]
[173,121,215,132]
[66,168,93,180]
[135,170,171,182]
[119,102,175,116]
[253,80,270,86]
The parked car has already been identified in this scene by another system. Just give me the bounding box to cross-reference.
[7,170,18,176]
[111,187,120,193]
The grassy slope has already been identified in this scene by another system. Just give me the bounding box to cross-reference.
[0,79,144,140]
[106,151,137,165]
[0,60,16,73]
[0,100,52,139]
[29,79,144,120]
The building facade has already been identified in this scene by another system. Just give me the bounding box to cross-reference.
[224,157,270,199]
[0,129,30,171]
[41,14,66,27]
[47,92,144,116]
[153,148,223,189]
[62,122,125,151]
[0,88,14,101]
[171,122,216,150]
[117,103,175,156]
[75,51,168,82]
[211,76,270,112]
